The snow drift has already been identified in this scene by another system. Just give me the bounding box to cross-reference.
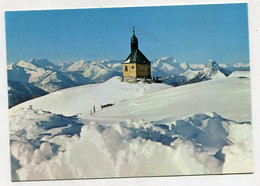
[8,71,253,181]
[10,106,252,180]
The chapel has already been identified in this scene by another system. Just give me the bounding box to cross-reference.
[122,27,151,81]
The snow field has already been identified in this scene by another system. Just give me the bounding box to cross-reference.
[8,71,253,180]
[9,106,252,180]
[10,76,172,116]
[95,73,251,122]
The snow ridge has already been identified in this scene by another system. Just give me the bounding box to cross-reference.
[162,59,227,86]
[9,106,252,180]
[7,58,123,107]
[7,57,250,107]
[152,57,187,76]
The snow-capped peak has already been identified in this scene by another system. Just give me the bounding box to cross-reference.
[58,61,74,71]
[204,59,220,74]
[203,59,226,79]
[153,57,178,67]
[15,60,38,70]
[27,58,59,71]
[97,59,110,63]
[206,59,219,69]
[66,60,91,71]
[152,57,188,77]
[180,62,190,70]
[28,57,39,63]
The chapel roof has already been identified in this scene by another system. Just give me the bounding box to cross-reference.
[123,49,150,64]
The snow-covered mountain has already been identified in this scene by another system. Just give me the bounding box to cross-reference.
[7,57,250,107]
[161,74,187,86]
[8,58,122,91]
[189,64,206,70]
[9,72,252,180]
[152,58,248,87]
[7,58,123,107]
[151,57,250,78]
[219,63,250,74]
[58,61,74,71]
[162,59,228,86]
[65,59,122,82]
[151,57,188,77]
[8,59,77,93]
[8,80,48,108]
[201,59,228,79]
[28,58,60,71]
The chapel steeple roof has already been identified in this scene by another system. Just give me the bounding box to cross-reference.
[131,26,138,52]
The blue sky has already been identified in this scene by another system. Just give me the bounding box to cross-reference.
[5,3,249,64]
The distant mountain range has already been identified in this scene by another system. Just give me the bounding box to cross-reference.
[7,57,250,107]
[152,57,249,86]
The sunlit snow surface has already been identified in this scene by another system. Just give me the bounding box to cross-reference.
[9,72,253,181]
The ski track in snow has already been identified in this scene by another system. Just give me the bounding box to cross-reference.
[8,71,253,180]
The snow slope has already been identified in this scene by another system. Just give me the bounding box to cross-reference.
[12,76,172,116]
[94,72,251,122]
[9,71,252,181]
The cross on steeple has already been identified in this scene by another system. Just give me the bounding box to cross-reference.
[133,26,135,35]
